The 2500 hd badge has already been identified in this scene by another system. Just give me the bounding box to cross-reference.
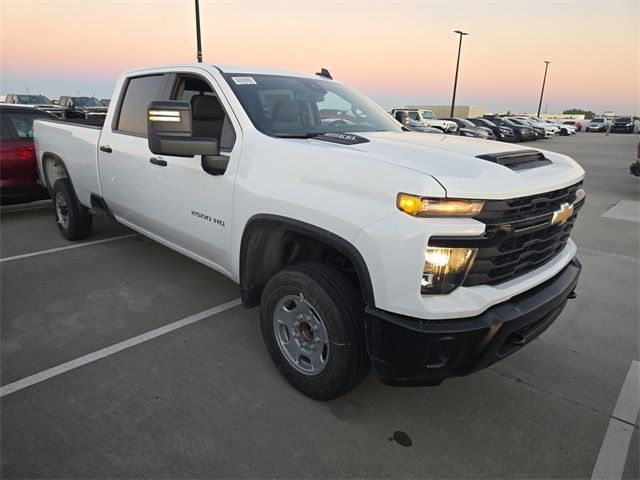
[192,210,224,226]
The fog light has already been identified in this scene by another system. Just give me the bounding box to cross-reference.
[422,247,476,294]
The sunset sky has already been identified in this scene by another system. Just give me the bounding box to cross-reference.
[1,0,637,115]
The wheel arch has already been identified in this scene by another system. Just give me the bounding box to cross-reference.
[239,214,375,309]
[41,152,89,215]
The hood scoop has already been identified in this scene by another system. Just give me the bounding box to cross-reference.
[476,150,552,171]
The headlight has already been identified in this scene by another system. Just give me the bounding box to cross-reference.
[422,247,477,294]
[397,194,484,217]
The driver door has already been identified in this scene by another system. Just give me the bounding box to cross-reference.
[144,69,241,274]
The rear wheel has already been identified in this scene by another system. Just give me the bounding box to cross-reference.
[52,178,92,240]
[260,262,370,400]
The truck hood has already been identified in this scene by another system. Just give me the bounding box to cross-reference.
[309,131,585,199]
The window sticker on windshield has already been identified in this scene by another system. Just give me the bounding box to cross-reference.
[232,77,257,85]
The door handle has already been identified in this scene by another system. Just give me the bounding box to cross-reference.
[149,157,167,167]
[99,145,112,153]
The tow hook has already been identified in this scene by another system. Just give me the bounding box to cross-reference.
[568,290,577,299]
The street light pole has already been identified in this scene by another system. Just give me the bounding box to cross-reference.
[195,0,203,62]
[537,60,550,117]
[450,30,468,118]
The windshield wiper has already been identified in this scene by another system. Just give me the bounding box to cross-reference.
[272,132,324,139]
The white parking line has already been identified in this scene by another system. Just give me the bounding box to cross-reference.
[0,234,137,263]
[592,360,640,479]
[0,298,242,397]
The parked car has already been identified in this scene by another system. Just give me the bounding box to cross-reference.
[586,117,608,132]
[35,63,585,400]
[442,118,496,140]
[510,117,555,138]
[611,117,634,133]
[484,116,536,142]
[59,96,108,120]
[467,117,516,142]
[562,120,582,132]
[390,109,458,133]
[4,94,65,118]
[541,120,576,136]
[529,118,574,135]
[0,105,55,204]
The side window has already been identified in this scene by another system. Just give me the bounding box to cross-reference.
[116,75,165,136]
[172,75,236,151]
[408,112,420,121]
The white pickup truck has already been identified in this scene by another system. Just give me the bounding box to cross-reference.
[390,108,458,133]
[34,63,585,400]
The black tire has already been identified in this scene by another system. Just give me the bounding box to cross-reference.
[52,178,92,241]
[260,262,370,400]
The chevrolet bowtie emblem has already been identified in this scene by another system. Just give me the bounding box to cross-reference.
[551,203,574,225]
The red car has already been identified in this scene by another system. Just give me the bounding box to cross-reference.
[562,120,582,131]
[0,105,56,204]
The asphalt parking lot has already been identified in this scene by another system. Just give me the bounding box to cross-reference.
[1,132,638,478]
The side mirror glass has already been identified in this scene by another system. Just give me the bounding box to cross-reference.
[147,100,220,157]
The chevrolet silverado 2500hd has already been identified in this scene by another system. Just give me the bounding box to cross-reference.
[34,64,585,400]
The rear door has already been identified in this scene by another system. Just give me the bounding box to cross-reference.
[98,73,172,230]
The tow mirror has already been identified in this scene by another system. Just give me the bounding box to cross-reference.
[147,101,220,158]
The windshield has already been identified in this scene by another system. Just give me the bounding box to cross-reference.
[223,73,401,136]
[474,118,496,127]
[419,110,436,120]
[591,118,604,123]
[617,117,631,122]
[509,118,527,125]
[16,95,51,104]
[499,118,518,127]
[73,97,104,107]
[458,118,475,128]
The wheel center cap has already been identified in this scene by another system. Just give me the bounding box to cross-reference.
[299,322,314,342]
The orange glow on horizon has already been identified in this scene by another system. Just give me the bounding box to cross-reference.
[1,0,637,114]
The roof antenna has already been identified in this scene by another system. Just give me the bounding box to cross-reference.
[315,68,333,80]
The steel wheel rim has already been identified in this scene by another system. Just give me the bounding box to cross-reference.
[55,191,70,230]
[273,294,330,376]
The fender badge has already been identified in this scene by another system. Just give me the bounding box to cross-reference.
[551,203,573,225]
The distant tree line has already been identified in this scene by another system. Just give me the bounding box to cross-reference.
[562,108,596,119]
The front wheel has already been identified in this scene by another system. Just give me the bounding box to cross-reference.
[260,262,370,400]
[52,178,92,240]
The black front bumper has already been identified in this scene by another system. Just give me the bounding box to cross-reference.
[364,258,581,386]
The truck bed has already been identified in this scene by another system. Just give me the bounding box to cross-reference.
[34,119,103,205]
